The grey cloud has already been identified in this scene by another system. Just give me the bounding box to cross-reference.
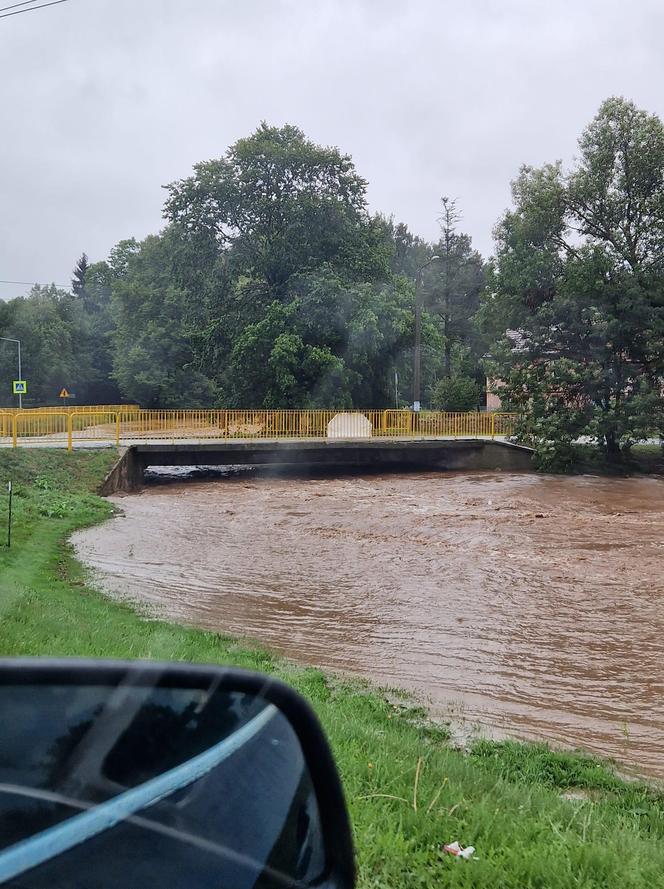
[0,0,662,300]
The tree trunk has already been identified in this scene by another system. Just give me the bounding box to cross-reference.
[605,430,621,460]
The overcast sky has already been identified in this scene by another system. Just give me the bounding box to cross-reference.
[1,0,662,300]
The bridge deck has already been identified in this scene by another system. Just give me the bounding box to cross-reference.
[0,433,511,449]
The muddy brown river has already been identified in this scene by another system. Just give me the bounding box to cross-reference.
[73,471,664,777]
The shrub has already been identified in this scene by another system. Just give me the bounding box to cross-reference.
[431,375,481,411]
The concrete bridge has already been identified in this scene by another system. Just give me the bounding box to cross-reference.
[101,438,535,493]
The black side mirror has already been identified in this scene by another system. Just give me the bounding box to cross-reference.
[0,659,355,889]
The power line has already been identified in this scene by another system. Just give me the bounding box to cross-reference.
[0,2,39,14]
[0,0,71,19]
[0,279,70,288]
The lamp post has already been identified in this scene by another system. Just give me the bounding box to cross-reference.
[0,337,22,408]
[413,256,440,412]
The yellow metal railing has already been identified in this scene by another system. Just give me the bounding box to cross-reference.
[0,411,12,440]
[0,404,139,414]
[0,409,518,450]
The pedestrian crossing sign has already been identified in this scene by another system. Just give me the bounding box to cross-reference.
[12,381,27,395]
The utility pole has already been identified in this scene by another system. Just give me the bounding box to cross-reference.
[413,256,440,412]
[0,337,22,409]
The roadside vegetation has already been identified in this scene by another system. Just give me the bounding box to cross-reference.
[1,449,664,887]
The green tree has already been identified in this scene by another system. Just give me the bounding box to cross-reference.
[0,285,95,406]
[222,268,416,408]
[69,252,129,404]
[71,252,89,297]
[110,232,216,407]
[431,375,481,411]
[425,198,485,379]
[485,97,664,465]
[161,124,425,408]
[387,219,432,279]
[437,199,484,377]
[227,300,350,408]
[164,122,391,296]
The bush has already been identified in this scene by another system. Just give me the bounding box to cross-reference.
[431,375,481,411]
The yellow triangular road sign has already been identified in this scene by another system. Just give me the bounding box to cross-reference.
[59,388,70,398]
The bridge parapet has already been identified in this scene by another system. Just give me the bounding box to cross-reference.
[0,409,518,450]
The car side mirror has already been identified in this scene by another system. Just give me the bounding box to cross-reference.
[0,659,355,889]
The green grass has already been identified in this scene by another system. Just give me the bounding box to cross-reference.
[2,449,664,887]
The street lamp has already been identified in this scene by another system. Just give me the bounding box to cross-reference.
[413,256,440,412]
[0,337,22,409]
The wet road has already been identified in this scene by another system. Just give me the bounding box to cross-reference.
[72,471,664,777]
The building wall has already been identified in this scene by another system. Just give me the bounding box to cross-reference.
[486,378,505,411]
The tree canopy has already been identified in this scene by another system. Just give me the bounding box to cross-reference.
[6,102,661,453]
[483,97,664,466]
[164,122,391,294]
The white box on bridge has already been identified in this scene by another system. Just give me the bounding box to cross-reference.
[326,413,372,439]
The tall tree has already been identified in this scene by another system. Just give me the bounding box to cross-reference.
[111,231,216,407]
[429,198,484,378]
[387,219,432,279]
[74,254,131,404]
[161,123,405,407]
[484,97,664,466]
[71,252,89,297]
[164,122,391,296]
[65,245,140,404]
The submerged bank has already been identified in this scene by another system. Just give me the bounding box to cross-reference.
[2,450,664,888]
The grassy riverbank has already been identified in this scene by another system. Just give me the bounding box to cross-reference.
[2,450,664,887]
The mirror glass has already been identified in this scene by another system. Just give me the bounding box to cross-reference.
[0,677,326,888]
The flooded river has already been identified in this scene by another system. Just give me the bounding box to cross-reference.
[73,471,664,777]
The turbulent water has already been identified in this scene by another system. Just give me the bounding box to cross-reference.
[72,470,664,777]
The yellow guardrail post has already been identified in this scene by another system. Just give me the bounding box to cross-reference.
[67,413,73,452]
[12,414,17,449]
[115,413,120,447]
[491,413,496,439]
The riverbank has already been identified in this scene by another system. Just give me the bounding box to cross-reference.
[574,444,664,475]
[2,451,664,887]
